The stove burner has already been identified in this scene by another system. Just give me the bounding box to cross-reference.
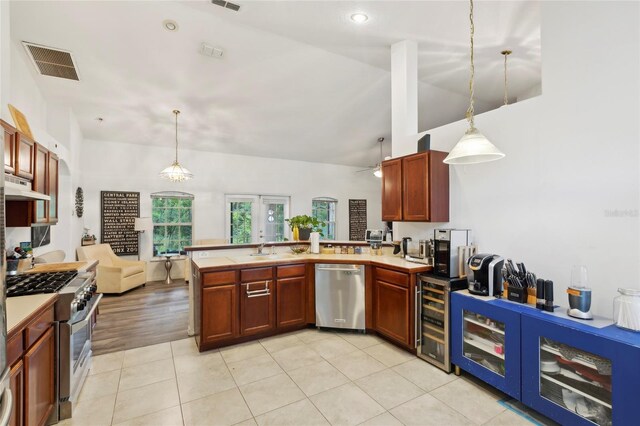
[6,271,78,297]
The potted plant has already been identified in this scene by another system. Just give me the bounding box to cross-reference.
[286,215,325,241]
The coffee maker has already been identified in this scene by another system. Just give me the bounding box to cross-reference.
[466,253,505,297]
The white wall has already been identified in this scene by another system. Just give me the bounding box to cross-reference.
[2,29,85,260]
[396,1,640,318]
[80,138,384,261]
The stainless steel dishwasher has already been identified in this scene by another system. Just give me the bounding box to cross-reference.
[315,264,365,330]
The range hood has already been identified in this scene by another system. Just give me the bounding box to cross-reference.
[4,174,50,201]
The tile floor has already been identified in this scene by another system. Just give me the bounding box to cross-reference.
[61,329,543,426]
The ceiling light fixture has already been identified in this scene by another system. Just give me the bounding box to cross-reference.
[163,20,179,32]
[443,0,505,165]
[501,50,512,106]
[160,110,193,182]
[350,13,368,23]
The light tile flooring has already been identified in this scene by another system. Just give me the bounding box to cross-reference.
[62,329,542,426]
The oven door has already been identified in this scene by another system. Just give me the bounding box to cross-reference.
[59,294,102,420]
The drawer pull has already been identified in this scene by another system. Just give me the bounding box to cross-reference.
[246,281,271,298]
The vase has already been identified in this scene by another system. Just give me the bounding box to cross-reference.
[298,228,311,241]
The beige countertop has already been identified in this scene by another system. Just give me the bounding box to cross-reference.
[7,293,58,335]
[26,259,98,274]
[192,253,431,272]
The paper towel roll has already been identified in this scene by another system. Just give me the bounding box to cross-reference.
[310,232,320,254]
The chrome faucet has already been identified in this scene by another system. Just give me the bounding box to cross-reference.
[257,242,265,255]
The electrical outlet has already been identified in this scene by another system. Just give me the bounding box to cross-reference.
[198,251,210,258]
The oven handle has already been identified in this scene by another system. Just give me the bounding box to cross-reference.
[71,293,103,333]
[0,387,12,426]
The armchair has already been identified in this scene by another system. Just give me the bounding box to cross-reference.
[76,244,146,294]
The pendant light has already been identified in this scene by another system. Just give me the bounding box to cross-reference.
[373,137,384,178]
[160,110,194,182]
[443,0,505,165]
[501,50,512,106]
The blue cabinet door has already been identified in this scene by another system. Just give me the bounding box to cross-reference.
[451,292,521,399]
[521,314,640,426]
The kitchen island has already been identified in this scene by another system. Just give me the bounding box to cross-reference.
[190,250,431,353]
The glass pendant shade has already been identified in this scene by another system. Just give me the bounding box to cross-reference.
[443,128,505,165]
[160,109,193,182]
[373,167,383,178]
[160,161,193,182]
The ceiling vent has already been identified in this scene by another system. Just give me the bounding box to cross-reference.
[211,0,241,12]
[22,42,80,81]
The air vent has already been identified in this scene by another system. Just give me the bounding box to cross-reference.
[211,0,241,12]
[22,42,79,81]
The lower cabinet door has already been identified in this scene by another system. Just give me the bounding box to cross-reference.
[276,276,306,328]
[9,360,24,426]
[450,293,521,399]
[202,284,238,343]
[241,280,275,336]
[521,314,640,426]
[374,280,410,346]
[24,327,55,426]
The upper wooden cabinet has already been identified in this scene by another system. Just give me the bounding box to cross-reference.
[2,120,17,174]
[16,133,36,180]
[48,152,59,223]
[381,159,403,221]
[2,121,60,226]
[381,150,449,222]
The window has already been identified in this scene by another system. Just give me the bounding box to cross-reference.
[151,192,193,253]
[225,195,290,244]
[312,197,337,240]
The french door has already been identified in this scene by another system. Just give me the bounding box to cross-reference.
[225,195,290,244]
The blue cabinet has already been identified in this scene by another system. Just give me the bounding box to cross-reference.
[451,292,522,399]
[521,312,640,426]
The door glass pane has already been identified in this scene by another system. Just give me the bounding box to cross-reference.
[462,310,506,376]
[230,201,253,244]
[539,337,612,425]
[263,203,285,242]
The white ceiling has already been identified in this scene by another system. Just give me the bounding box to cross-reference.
[9,0,540,167]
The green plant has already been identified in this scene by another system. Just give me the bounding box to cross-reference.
[285,215,325,236]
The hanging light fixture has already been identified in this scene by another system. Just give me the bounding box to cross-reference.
[443,0,505,165]
[373,137,384,178]
[160,110,194,182]
[501,50,512,106]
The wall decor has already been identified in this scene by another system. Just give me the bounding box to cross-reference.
[348,199,367,241]
[101,191,140,255]
[75,187,84,217]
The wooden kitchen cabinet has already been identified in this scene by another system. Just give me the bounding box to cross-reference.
[24,326,55,426]
[381,151,449,222]
[33,143,49,224]
[240,267,275,336]
[2,120,17,174]
[276,264,306,328]
[47,152,58,223]
[381,159,403,221]
[373,267,415,349]
[15,133,35,181]
[9,360,24,426]
[201,284,238,344]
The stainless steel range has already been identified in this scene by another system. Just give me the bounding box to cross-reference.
[6,269,101,422]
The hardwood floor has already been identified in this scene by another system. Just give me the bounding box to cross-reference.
[92,279,189,356]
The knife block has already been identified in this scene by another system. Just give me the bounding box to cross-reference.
[507,284,527,303]
[527,288,537,305]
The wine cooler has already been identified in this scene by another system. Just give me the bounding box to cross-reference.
[416,273,466,372]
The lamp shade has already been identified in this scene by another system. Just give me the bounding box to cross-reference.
[443,128,506,165]
[160,162,194,182]
[134,217,154,232]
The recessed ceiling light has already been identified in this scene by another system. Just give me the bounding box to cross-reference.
[163,20,179,32]
[350,13,368,23]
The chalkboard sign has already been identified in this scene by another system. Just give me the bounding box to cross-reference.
[101,191,140,255]
[348,199,367,241]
